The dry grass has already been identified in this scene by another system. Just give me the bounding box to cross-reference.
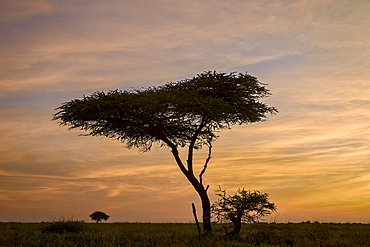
[0,221,369,246]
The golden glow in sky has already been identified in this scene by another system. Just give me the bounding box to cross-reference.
[1,0,370,223]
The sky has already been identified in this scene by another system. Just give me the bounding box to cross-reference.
[1,0,370,223]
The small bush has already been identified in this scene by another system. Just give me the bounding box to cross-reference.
[43,219,86,234]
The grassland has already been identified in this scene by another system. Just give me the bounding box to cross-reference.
[0,221,369,246]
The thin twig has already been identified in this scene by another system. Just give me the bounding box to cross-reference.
[205,185,210,192]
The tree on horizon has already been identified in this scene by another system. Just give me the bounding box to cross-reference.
[89,211,110,223]
[53,71,277,233]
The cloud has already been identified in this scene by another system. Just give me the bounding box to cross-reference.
[0,0,54,23]
[1,0,370,222]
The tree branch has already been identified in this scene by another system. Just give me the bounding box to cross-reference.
[187,118,207,174]
[199,139,212,188]
[171,147,189,177]
[158,134,190,178]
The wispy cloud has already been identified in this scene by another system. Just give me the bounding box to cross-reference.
[0,0,369,222]
[0,0,54,23]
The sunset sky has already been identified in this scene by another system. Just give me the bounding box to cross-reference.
[1,0,370,223]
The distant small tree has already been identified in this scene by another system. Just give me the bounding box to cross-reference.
[212,187,276,235]
[89,211,110,223]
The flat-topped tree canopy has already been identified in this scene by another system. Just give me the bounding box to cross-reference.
[53,70,277,233]
[53,71,277,152]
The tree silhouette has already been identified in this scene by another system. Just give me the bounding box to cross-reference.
[89,211,110,223]
[212,187,276,235]
[53,71,277,233]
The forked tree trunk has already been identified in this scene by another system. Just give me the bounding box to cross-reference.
[170,147,212,233]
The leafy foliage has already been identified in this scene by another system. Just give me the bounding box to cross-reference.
[212,188,276,224]
[89,211,110,223]
[212,187,276,235]
[53,71,277,152]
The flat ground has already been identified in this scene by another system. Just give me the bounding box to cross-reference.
[0,222,369,246]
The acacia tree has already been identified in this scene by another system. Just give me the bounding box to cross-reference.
[89,211,110,223]
[53,71,277,233]
[212,188,276,235]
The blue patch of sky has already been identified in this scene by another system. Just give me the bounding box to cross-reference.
[0,89,83,108]
[0,9,80,40]
[234,52,304,77]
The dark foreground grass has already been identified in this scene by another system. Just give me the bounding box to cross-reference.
[0,222,369,247]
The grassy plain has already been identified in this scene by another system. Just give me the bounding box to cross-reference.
[0,221,369,246]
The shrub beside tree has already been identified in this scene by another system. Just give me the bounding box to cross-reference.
[212,187,276,235]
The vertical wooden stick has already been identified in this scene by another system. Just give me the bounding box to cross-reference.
[192,203,202,235]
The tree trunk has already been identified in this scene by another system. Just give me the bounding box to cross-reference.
[186,172,212,233]
[228,218,242,236]
[170,147,212,233]
[199,189,212,233]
